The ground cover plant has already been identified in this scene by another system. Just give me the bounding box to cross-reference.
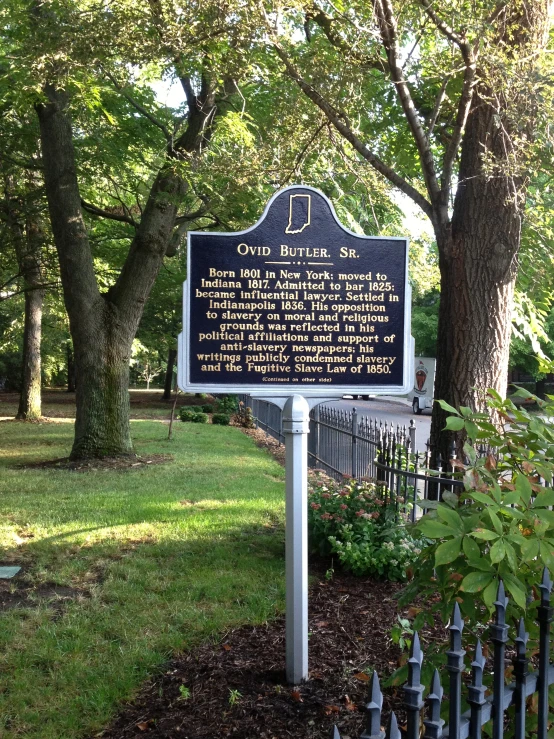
[0,407,286,739]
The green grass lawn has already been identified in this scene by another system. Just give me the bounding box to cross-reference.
[0,417,286,738]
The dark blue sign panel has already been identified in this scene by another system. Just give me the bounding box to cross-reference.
[179,186,412,395]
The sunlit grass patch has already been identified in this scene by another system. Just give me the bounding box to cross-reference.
[0,419,285,739]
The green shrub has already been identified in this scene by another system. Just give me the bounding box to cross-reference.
[212,413,231,426]
[216,394,238,414]
[308,471,425,581]
[201,404,215,413]
[179,408,208,424]
[401,388,554,627]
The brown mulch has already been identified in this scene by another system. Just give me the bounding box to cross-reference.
[97,568,408,739]
[19,453,173,472]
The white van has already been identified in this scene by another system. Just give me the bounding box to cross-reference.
[407,357,436,414]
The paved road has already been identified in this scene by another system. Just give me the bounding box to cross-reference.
[324,395,432,451]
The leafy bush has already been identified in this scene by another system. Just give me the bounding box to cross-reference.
[201,404,215,413]
[401,388,554,626]
[179,408,208,424]
[212,413,231,426]
[215,395,238,414]
[233,402,255,429]
[308,471,425,581]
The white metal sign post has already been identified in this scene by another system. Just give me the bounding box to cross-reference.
[282,394,310,684]
[178,185,412,685]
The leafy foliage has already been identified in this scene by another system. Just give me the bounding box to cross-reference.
[401,389,554,627]
[308,471,425,581]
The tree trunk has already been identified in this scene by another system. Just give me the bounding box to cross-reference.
[5,190,45,421]
[67,341,76,392]
[17,284,44,419]
[36,85,190,458]
[428,1,551,461]
[72,308,134,458]
[430,91,523,460]
[162,347,177,400]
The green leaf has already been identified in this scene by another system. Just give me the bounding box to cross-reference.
[418,520,456,538]
[435,537,462,566]
[472,528,499,541]
[445,416,465,431]
[490,538,506,564]
[465,421,479,440]
[521,538,540,561]
[488,510,503,536]
[442,491,459,509]
[470,491,493,506]
[438,400,460,415]
[466,557,494,572]
[504,540,518,572]
[436,505,463,531]
[463,536,481,560]
[502,573,527,609]
[516,475,533,505]
[534,490,554,508]
[502,491,522,506]
[483,578,499,610]
[461,571,494,593]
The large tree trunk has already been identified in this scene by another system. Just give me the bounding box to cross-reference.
[429,2,550,460]
[72,306,134,457]
[162,347,177,400]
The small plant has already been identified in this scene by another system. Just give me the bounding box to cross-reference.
[228,688,242,706]
[178,685,191,700]
[179,408,208,424]
[215,394,238,414]
[212,413,231,426]
[307,471,424,581]
[201,404,214,413]
[233,402,255,429]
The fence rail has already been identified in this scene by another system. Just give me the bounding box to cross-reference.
[336,570,554,739]
[239,395,464,515]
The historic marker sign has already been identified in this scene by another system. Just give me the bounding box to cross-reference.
[178,185,413,395]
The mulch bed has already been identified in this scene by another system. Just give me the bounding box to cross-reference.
[97,568,414,739]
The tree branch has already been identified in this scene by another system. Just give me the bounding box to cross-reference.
[271,42,433,220]
[80,199,137,227]
[417,1,478,193]
[104,70,171,142]
[373,0,441,207]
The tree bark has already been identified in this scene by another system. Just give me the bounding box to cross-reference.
[3,183,45,421]
[66,341,76,392]
[17,283,44,420]
[162,347,177,400]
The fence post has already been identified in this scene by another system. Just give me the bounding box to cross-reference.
[404,632,425,739]
[490,581,508,739]
[409,419,416,451]
[352,408,358,478]
[537,568,553,739]
[513,620,529,739]
[423,670,444,739]
[446,602,465,739]
[360,670,385,739]
[313,403,320,465]
[468,641,487,739]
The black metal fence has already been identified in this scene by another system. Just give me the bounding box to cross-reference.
[238,395,463,518]
[336,569,554,739]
